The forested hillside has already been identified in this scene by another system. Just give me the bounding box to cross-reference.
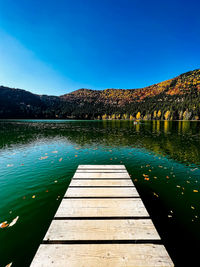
[0,69,200,120]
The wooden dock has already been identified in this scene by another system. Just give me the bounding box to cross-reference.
[30,165,174,267]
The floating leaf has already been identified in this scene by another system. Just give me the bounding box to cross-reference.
[0,221,9,229]
[153,192,159,198]
[59,158,63,162]
[32,195,36,199]
[39,156,48,160]
[5,262,12,267]
[9,216,19,227]
[193,190,198,193]
[52,151,58,153]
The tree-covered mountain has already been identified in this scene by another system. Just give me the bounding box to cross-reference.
[0,69,200,120]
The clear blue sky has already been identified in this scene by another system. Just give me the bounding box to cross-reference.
[0,0,199,95]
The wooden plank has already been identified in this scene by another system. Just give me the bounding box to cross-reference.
[78,165,126,169]
[65,187,139,197]
[76,170,128,173]
[55,198,149,217]
[69,179,134,187]
[73,173,130,179]
[30,244,174,267]
[30,165,174,267]
[44,219,160,241]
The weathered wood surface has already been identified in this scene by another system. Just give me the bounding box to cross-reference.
[76,169,127,173]
[44,219,160,241]
[55,198,149,217]
[65,187,139,197]
[31,244,173,267]
[30,165,174,267]
[73,172,130,179]
[78,165,126,169]
[69,179,134,186]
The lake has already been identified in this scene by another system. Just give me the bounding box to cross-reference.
[0,120,200,266]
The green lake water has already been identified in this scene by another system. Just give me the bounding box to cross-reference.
[0,120,200,266]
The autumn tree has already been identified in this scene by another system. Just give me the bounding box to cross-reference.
[183,110,192,120]
[102,114,107,120]
[111,114,116,120]
[164,110,170,120]
[136,112,141,120]
[157,110,161,119]
[123,114,128,120]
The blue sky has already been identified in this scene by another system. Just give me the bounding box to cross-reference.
[0,0,199,95]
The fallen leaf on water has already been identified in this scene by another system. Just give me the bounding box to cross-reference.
[0,221,9,229]
[39,156,48,160]
[153,192,159,198]
[54,180,58,183]
[166,176,169,179]
[52,151,58,153]
[32,195,36,199]
[9,216,19,227]
[7,164,13,167]
[45,190,49,192]
[193,190,198,193]
[5,263,12,267]
[144,177,149,181]
[59,158,63,162]
[176,185,181,188]
[75,155,78,157]
[191,206,195,209]
[168,215,172,218]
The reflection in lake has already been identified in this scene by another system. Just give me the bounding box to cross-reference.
[0,120,200,266]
